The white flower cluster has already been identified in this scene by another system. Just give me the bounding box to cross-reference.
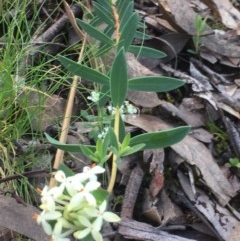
[97,127,110,139]
[87,91,100,103]
[34,165,120,241]
[107,101,138,119]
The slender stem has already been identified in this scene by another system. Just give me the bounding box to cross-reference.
[107,4,121,193]
[107,107,120,193]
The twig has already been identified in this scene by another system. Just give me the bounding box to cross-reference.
[48,6,87,187]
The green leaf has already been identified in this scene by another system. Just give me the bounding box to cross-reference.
[58,55,109,84]
[92,188,109,205]
[95,0,112,12]
[58,163,75,177]
[110,48,128,107]
[130,126,190,150]
[128,45,166,58]
[121,133,131,149]
[119,1,134,28]
[98,84,110,108]
[120,143,145,156]
[118,12,139,51]
[108,127,119,151]
[45,133,96,153]
[119,115,126,142]
[116,0,132,21]
[128,76,184,92]
[229,158,240,167]
[93,2,114,26]
[96,26,115,57]
[81,145,100,163]
[134,31,151,40]
[96,138,103,156]
[77,19,115,46]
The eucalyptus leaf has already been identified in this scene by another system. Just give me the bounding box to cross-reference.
[58,55,109,84]
[128,45,166,58]
[130,126,190,150]
[110,48,128,107]
[128,76,184,92]
[77,19,115,46]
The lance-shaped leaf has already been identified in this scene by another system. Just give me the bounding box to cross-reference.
[134,31,151,40]
[110,48,128,107]
[45,133,96,153]
[118,12,139,51]
[93,1,114,26]
[128,45,166,58]
[77,19,115,46]
[130,126,190,150]
[128,76,184,92]
[119,1,134,28]
[58,55,109,84]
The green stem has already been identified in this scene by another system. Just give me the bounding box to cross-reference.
[107,107,120,193]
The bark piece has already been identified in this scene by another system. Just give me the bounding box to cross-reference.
[120,163,144,219]
[0,195,49,241]
[119,217,197,241]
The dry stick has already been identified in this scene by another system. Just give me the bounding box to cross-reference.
[49,7,87,188]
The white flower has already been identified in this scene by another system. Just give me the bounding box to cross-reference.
[68,181,101,209]
[55,170,82,196]
[33,211,62,235]
[97,127,109,139]
[126,103,137,115]
[82,165,105,181]
[51,217,76,241]
[87,91,100,103]
[40,186,65,211]
[74,216,103,241]
[85,200,121,228]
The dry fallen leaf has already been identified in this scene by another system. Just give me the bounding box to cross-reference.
[125,114,236,205]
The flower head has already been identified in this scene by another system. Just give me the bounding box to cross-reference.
[68,180,101,210]
[74,216,103,241]
[33,210,62,235]
[87,91,100,103]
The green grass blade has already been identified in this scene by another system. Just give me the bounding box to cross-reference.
[130,126,190,150]
[110,48,128,107]
[77,19,115,46]
[128,45,166,58]
[128,76,184,92]
[58,55,109,84]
